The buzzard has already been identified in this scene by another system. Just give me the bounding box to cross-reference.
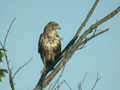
[38,21,61,71]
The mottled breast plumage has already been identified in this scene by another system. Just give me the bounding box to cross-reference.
[38,32,61,67]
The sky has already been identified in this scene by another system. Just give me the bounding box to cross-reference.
[0,0,120,90]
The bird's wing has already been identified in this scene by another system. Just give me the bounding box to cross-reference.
[38,33,46,64]
[53,38,61,60]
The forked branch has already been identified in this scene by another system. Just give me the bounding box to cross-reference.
[0,18,16,90]
[34,0,120,89]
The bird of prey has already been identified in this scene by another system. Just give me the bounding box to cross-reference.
[38,21,61,71]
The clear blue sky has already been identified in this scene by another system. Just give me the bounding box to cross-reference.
[0,0,120,90]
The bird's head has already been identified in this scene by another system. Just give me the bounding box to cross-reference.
[44,21,61,32]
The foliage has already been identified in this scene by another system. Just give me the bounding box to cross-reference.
[0,48,8,82]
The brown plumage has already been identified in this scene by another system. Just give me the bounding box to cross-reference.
[38,21,61,70]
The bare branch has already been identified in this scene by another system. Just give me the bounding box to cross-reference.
[1,18,16,90]
[0,40,4,48]
[3,17,16,47]
[13,57,32,79]
[78,72,88,90]
[56,80,72,90]
[48,83,53,90]
[51,66,65,90]
[76,6,120,46]
[91,72,101,90]
[35,0,100,88]
[56,0,99,63]
[95,6,120,27]
[34,0,120,89]
[4,52,15,90]
[77,43,86,50]
[83,28,109,43]
[75,0,99,38]
[77,28,109,49]
[41,24,108,89]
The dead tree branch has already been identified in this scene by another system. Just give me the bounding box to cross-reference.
[3,18,16,47]
[56,80,72,90]
[0,18,33,90]
[78,72,88,90]
[91,72,101,90]
[0,18,16,90]
[34,0,120,89]
[50,66,65,90]
[55,0,99,63]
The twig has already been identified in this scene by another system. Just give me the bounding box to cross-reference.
[75,0,99,38]
[51,66,65,90]
[0,40,3,48]
[91,72,101,90]
[3,18,16,90]
[56,80,72,90]
[0,18,16,90]
[5,51,15,90]
[56,0,99,63]
[3,17,16,47]
[77,43,86,50]
[76,28,109,50]
[64,80,72,90]
[75,6,120,47]
[0,40,5,50]
[13,57,32,79]
[48,83,53,90]
[83,28,109,43]
[78,72,88,90]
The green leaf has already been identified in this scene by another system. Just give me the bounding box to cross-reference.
[0,71,5,77]
[0,52,5,62]
[0,48,6,51]
[0,48,7,82]
[0,78,1,81]
[0,69,8,73]
[0,69,8,82]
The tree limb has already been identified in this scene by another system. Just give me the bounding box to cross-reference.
[0,18,16,90]
[50,66,65,90]
[56,80,72,90]
[91,72,101,90]
[78,72,88,90]
[34,0,120,89]
[55,0,99,64]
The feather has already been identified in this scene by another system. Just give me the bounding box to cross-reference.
[38,22,61,70]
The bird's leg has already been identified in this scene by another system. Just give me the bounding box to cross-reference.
[41,64,53,74]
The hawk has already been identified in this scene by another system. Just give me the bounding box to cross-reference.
[38,21,61,71]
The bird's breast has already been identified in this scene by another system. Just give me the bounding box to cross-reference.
[43,37,60,50]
